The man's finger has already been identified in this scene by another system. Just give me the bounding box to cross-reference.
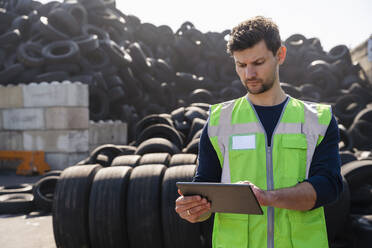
[175,198,208,213]
[175,195,202,205]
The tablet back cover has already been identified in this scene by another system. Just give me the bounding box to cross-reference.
[177,182,263,215]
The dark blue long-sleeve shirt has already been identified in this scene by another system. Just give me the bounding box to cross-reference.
[194,97,343,208]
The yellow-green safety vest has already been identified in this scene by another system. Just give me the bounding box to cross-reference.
[208,95,332,248]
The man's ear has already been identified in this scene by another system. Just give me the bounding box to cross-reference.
[277,46,287,65]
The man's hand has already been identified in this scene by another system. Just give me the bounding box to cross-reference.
[175,189,211,223]
[238,181,317,211]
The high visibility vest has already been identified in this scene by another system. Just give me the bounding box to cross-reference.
[208,95,332,248]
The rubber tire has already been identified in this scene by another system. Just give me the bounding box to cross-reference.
[33,175,59,212]
[0,193,34,214]
[324,176,350,243]
[183,138,200,154]
[42,40,80,65]
[89,86,110,121]
[127,164,166,248]
[169,154,198,167]
[139,153,171,166]
[135,114,174,139]
[135,138,181,155]
[17,42,44,67]
[89,166,132,248]
[111,155,141,167]
[52,164,102,248]
[135,124,183,150]
[89,144,124,167]
[0,183,33,195]
[341,160,372,191]
[161,165,203,248]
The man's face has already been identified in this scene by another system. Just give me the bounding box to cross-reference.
[233,40,283,95]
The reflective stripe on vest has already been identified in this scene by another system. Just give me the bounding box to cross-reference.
[208,95,331,248]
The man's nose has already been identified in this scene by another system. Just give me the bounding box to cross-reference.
[244,66,256,79]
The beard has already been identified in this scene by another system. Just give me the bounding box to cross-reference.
[243,69,277,95]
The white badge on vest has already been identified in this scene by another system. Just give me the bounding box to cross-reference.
[232,134,256,150]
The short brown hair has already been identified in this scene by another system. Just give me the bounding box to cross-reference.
[227,16,281,56]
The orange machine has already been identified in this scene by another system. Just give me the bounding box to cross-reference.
[0,151,50,175]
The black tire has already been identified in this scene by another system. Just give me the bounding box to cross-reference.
[0,184,33,195]
[351,215,372,248]
[324,176,350,243]
[338,124,354,151]
[60,1,87,26]
[41,170,62,179]
[45,63,80,74]
[0,63,24,85]
[0,193,34,214]
[107,85,126,103]
[89,166,132,248]
[47,7,80,36]
[89,144,124,167]
[42,40,80,65]
[339,151,357,166]
[350,184,372,205]
[187,118,206,144]
[111,155,141,167]
[127,42,149,72]
[72,34,99,53]
[89,86,110,121]
[189,89,213,104]
[136,124,183,149]
[79,47,110,71]
[81,24,110,41]
[354,107,372,124]
[190,103,210,112]
[52,164,102,248]
[33,176,59,212]
[348,120,372,150]
[139,153,171,166]
[115,145,137,155]
[135,114,174,139]
[0,29,21,47]
[341,160,372,191]
[135,138,181,155]
[328,45,351,65]
[183,138,200,154]
[101,39,132,67]
[161,165,203,248]
[34,71,69,82]
[127,164,166,248]
[17,42,44,67]
[184,106,208,122]
[169,153,198,167]
[333,95,365,128]
[37,16,69,41]
[171,107,185,123]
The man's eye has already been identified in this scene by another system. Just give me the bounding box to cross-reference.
[255,61,264,65]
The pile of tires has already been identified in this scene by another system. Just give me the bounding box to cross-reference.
[52,163,212,248]
[1,0,370,140]
[0,170,61,215]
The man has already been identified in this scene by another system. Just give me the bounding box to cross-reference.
[175,16,343,248]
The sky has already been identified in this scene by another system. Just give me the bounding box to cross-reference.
[39,0,371,52]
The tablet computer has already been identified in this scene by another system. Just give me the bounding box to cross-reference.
[176,182,263,215]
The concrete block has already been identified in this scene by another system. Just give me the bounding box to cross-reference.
[23,130,89,152]
[3,108,44,130]
[23,81,88,107]
[0,131,23,150]
[0,85,23,109]
[89,120,127,148]
[45,107,89,129]
[45,152,89,170]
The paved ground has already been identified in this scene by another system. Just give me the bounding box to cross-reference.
[0,169,56,248]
